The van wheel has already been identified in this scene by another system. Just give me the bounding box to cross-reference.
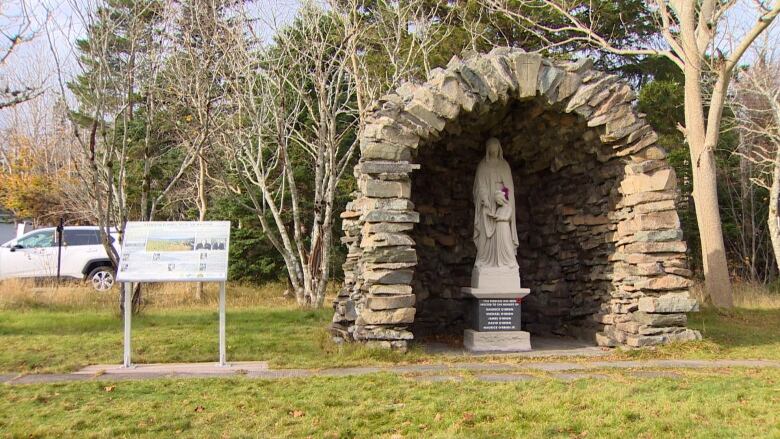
[89,267,115,292]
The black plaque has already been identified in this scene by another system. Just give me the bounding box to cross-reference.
[470,298,522,331]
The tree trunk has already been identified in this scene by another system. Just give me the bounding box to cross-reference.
[768,149,780,273]
[195,155,207,302]
[683,64,733,307]
[119,282,143,315]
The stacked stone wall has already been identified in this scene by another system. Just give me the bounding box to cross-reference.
[332,48,701,350]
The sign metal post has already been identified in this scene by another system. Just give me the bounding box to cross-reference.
[123,282,133,368]
[219,281,226,366]
[117,221,231,369]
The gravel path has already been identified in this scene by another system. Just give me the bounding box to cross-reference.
[3,359,778,385]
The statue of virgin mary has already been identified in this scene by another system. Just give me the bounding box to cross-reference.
[472,137,519,269]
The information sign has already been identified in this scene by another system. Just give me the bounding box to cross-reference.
[116,221,230,282]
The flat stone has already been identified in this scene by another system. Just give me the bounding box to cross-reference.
[362,247,417,264]
[633,211,681,231]
[411,87,460,119]
[357,161,420,175]
[595,332,617,347]
[369,284,413,295]
[428,71,477,112]
[624,241,687,254]
[509,53,542,98]
[362,210,420,223]
[620,169,676,195]
[638,293,699,313]
[632,311,687,327]
[359,179,410,198]
[464,329,531,352]
[360,141,411,160]
[537,65,564,95]
[626,328,702,347]
[354,326,414,340]
[357,307,416,325]
[405,101,447,132]
[626,160,667,175]
[362,123,419,148]
[633,200,677,214]
[366,294,416,310]
[633,229,683,242]
[360,233,415,248]
[634,275,692,291]
[460,57,510,102]
[364,340,408,351]
[363,269,414,285]
[363,222,414,234]
[352,197,415,211]
[622,191,676,207]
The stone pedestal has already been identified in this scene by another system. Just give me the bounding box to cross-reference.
[464,329,530,352]
[462,282,531,352]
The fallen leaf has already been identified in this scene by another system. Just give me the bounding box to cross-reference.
[104,386,115,392]
[462,412,475,423]
[434,413,443,422]
[194,405,205,413]
[290,410,305,418]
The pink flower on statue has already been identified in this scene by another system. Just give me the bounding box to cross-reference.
[501,185,509,201]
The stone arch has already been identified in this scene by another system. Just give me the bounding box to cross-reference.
[332,48,701,350]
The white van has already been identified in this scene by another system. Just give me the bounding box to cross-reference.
[0,226,120,291]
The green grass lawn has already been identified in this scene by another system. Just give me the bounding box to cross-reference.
[1,369,778,438]
[1,304,779,374]
[2,283,780,437]
[0,306,425,373]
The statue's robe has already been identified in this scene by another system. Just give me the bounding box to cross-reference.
[472,143,518,268]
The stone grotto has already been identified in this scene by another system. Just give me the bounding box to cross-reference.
[331,48,702,351]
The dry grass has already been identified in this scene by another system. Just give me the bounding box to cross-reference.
[0,278,337,311]
[690,281,780,309]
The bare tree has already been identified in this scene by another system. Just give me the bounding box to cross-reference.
[159,0,236,299]
[484,0,780,307]
[47,0,173,312]
[220,4,359,307]
[0,0,45,109]
[218,2,458,307]
[732,47,780,272]
[332,0,458,124]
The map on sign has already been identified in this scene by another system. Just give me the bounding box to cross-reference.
[116,221,230,282]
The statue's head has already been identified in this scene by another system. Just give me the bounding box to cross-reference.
[486,137,502,159]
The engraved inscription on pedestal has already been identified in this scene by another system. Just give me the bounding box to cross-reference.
[471,299,522,331]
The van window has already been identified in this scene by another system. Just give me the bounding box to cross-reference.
[17,230,55,248]
[64,229,101,246]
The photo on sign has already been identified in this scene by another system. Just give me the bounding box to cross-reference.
[193,237,227,251]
